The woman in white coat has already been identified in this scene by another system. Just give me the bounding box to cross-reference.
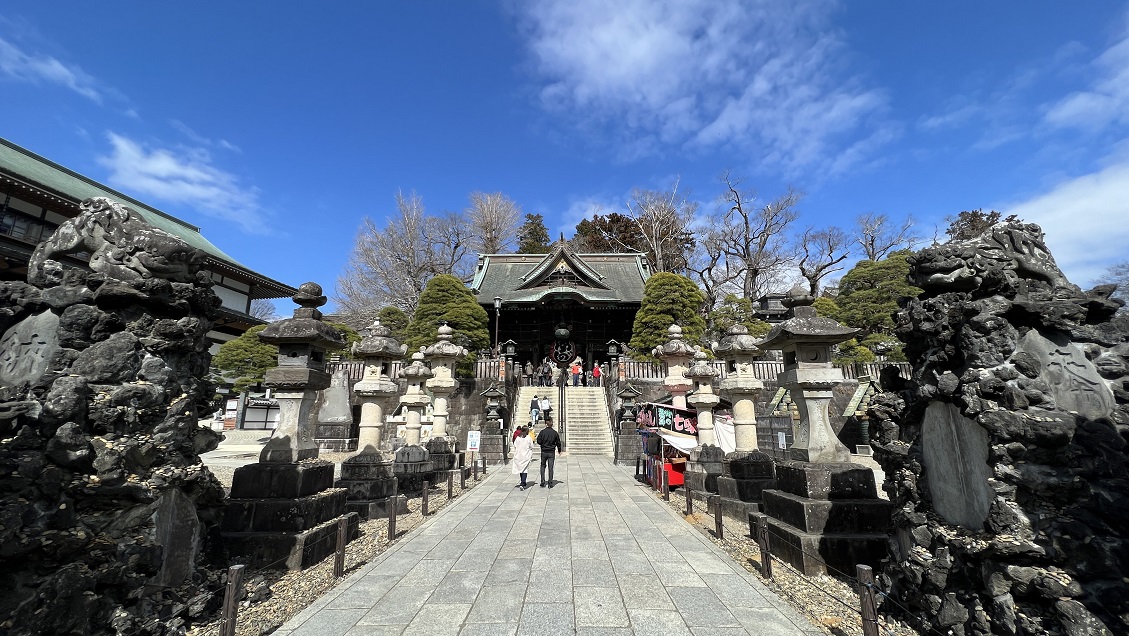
[511,425,535,490]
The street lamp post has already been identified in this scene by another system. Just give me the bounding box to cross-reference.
[493,296,502,359]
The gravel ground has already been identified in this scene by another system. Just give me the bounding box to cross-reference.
[186,465,484,636]
[656,487,924,636]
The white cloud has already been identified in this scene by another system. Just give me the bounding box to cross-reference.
[1002,147,1129,285]
[170,120,242,153]
[98,132,270,234]
[514,0,890,174]
[0,36,104,102]
[1044,36,1129,130]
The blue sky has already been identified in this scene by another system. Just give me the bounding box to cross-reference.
[3,2,1128,313]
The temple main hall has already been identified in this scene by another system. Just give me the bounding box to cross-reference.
[470,241,649,366]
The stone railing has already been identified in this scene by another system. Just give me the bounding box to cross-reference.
[325,358,913,384]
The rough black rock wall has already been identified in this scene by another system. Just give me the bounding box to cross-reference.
[0,198,227,635]
[871,222,1128,635]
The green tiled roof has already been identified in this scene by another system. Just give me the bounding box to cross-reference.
[0,137,296,298]
[470,244,650,305]
[0,137,242,266]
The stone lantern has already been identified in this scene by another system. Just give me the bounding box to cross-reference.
[422,323,467,441]
[613,383,643,465]
[684,349,720,447]
[652,324,696,409]
[223,282,357,568]
[337,319,407,519]
[256,282,346,463]
[759,285,859,463]
[397,351,433,447]
[351,319,406,453]
[712,323,765,455]
[480,384,505,433]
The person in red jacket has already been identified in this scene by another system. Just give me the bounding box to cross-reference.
[591,361,602,387]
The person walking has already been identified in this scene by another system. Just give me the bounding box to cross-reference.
[536,420,563,487]
[511,426,534,490]
[538,395,552,423]
[570,361,581,386]
[529,395,540,423]
[524,361,534,386]
[592,361,602,387]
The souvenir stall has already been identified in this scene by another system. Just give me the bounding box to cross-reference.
[635,402,739,489]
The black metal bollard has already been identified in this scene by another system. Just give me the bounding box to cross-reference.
[422,480,430,516]
[387,478,398,542]
[333,516,348,578]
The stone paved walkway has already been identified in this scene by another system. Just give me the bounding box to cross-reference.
[277,455,822,636]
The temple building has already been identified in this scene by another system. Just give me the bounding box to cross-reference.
[470,241,650,365]
[0,137,296,352]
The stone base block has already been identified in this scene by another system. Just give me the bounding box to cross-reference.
[347,495,408,520]
[717,475,774,503]
[480,434,507,465]
[615,433,642,465]
[315,437,357,452]
[222,512,359,570]
[687,490,761,526]
[774,461,877,500]
[222,488,347,533]
[340,456,394,481]
[754,513,888,576]
[684,470,719,494]
[725,453,776,480]
[337,477,398,501]
[229,460,335,499]
[315,422,353,440]
[761,489,892,534]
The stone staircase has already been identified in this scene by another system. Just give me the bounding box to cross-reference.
[513,386,545,429]
[562,386,613,456]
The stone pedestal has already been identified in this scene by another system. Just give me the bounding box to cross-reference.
[712,451,776,524]
[222,460,359,569]
[426,436,459,477]
[614,429,643,466]
[783,374,851,464]
[337,451,408,519]
[684,445,725,494]
[393,444,433,493]
[751,461,890,576]
[479,433,507,465]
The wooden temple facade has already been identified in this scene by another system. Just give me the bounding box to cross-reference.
[470,241,650,367]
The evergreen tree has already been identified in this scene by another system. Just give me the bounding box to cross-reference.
[708,294,771,343]
[327,322,361,359]
[212,325,277,393]
[377,306,410,341]
[403,275,490,363]
[833,338,877,364]
[835,250,922,337]
[628,273,706,360]
[516,213,552,254]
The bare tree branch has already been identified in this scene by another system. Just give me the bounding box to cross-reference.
[854,212,919,261]
[714,173,800,300]
[334,190,473,322]
[248,298,277,321]
[796,225,852,296]
[623,179,697,273]
[465,191,522,254]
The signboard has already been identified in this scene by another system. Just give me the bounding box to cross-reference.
[466,430,481,452]
[635,403,698,435]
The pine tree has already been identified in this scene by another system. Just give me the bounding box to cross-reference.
[708,294,771,343]
[832,250,922,360]
[403,275,490,363]
[516,213,552,254]
[628,273,706,360]
[212,325,277,393]
[377,306,410,341]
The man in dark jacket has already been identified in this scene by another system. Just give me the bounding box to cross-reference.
[535,421,563,487]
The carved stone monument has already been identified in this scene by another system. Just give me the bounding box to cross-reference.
[221,283,359,569]
[337,319,407,519]
[874,222,1127,635]
[314,367,356,451]
[0,197,226,634]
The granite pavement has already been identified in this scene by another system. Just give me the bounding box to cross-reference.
[275,455,822,636]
